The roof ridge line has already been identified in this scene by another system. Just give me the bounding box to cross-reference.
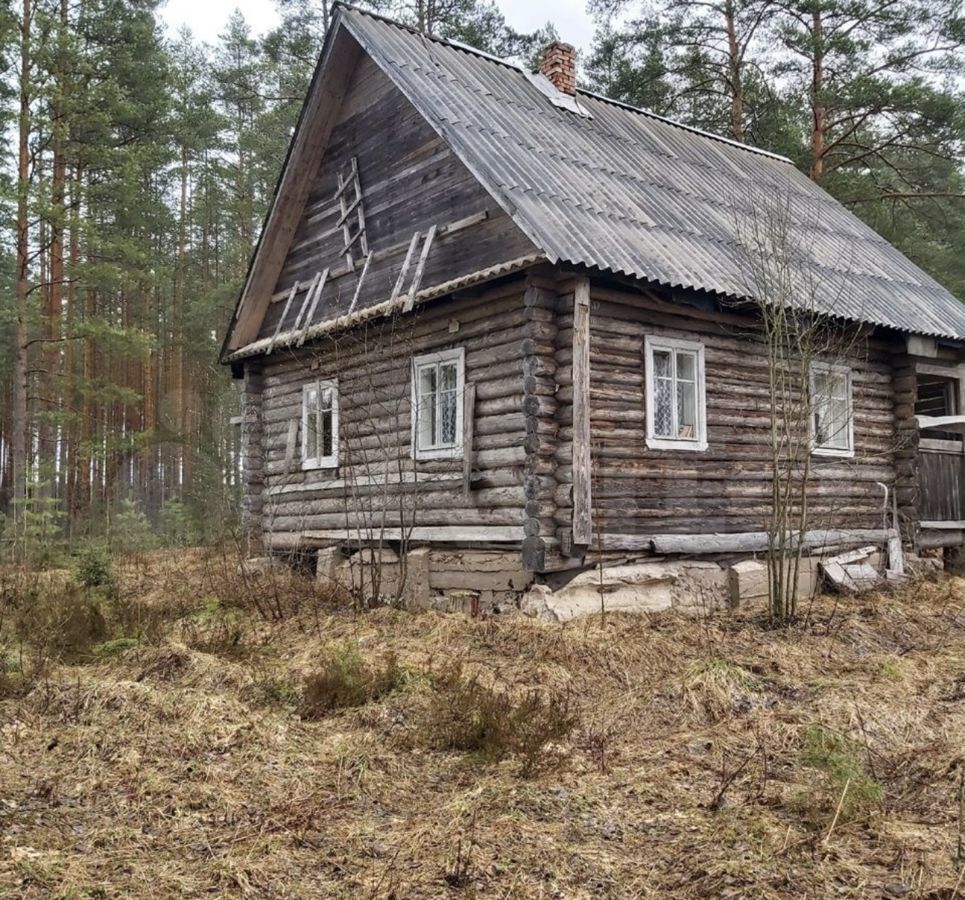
[575,88,793,164]
[333,1,526,72]
[334,2,793,165]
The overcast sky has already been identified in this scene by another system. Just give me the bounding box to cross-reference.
[160,0,597,52]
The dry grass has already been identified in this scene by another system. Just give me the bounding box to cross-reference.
[1,549,964,898]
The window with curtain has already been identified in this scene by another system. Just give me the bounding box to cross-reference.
[644,336,707,451]
[302,380,339,468]
[412,347,464,459]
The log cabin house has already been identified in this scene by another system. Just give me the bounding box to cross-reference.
[221,3,965,612]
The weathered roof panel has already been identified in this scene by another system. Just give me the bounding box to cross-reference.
[339,6,965,340]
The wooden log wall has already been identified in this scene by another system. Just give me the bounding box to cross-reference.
[249,279,538,550]
[892,352,921,541]
[257,52,535,342]
[240,364,265,555]
[553,282,901,545]
[520,277,560,569]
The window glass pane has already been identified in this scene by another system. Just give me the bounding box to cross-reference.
[829,372,847,400]
[676,351,695,383]
[417,365,436,448]
[439,362,457,392]
[813,401,830,446]
[419,365,436,397]
[813,371,829,402]
[305,410,319,460]
[321,408,333,457]
[654,376,674,437]
[440,390,458,444]
[653,349,672,380]
[320,386,333,410]
[826,396,849,448]
[677,380,697,438]
[812,367,851,450]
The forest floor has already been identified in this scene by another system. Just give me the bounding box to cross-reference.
[1,549,964,899]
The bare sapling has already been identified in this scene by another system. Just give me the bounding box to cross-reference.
[734,193,864,621]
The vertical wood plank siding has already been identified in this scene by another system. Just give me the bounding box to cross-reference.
[919,451,964,522]
[256,54,534,341]
[249,282,532,548]
[553,284,900,543]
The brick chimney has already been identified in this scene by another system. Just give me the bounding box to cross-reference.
[540,41,577,95]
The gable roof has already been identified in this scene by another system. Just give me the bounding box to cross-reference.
[336,4,965,341]
[223,3,965,358]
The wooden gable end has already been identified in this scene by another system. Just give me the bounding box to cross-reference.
[254,54,537,345]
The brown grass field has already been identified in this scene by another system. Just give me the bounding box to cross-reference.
[1,549,964,898]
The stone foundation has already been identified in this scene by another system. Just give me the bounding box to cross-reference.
[306,544,937,620]
[315,546,533,614]
[521,560,729,623]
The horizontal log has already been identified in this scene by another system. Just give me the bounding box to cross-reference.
[266,525,526,548]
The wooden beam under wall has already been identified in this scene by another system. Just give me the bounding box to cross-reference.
[571,276,592,545]
[592,528,897,554]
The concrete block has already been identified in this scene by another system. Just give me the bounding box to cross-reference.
[728,559,767,606]
[338,548,403,601]
[403,547,432,608]
[521,560,727,623]
[672,562,729,614]
[315,547,343,586]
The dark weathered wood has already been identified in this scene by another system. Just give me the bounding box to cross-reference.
[463,382,476,497]
[622,529,896,554]
[920,448,964,522]
[240,364,265,554]
[227,31,361,350]
[571,277,592,545]
[565,284,901,545]
[250,55,536,341]
[247,284,533,549]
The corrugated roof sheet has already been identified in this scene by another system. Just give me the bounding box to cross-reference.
[339,6,965,340]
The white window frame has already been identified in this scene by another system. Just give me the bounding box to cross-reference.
[644,335,708,452]
[809,361,854,458]
[301,379,339,469]
[411,347,465,460]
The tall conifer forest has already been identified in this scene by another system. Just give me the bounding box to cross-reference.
[0,0,964,554]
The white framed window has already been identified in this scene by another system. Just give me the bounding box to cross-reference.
[810,362,853,457]
[412,347,464,460]
[302,379,339,469]
[644,335,707,451]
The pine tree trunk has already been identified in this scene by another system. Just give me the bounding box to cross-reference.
[65,163,80,529]
[810,7,826,181]
[12,0,33,517]
[723,0,744,142]
[46,0,68,502]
